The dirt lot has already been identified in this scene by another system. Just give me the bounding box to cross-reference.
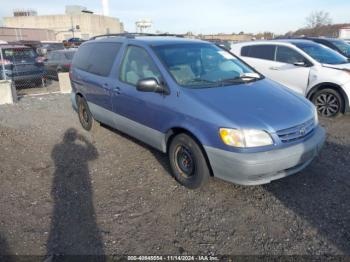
[0,93,350,256]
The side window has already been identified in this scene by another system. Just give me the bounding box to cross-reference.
[242,45,276,61]
[72,42,122,76]
[86,43,122,76]
[120,46,162,86]
[241,46,251,57]
[72,44,92,71]
[276,46,306,64]
[251,45,276,61]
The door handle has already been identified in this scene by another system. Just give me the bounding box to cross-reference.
[269,67,280,70]
[113,86,121,95]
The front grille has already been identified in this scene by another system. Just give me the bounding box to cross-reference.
[277,118,315,143]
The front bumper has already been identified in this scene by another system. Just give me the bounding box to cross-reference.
[341,82,350,112]
[204,126,326,186]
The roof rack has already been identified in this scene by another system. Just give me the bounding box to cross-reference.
[90,33,184,40]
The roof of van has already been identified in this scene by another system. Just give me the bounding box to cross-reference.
[91,36,207,46]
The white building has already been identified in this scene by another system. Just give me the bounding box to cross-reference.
[3,6,124,41]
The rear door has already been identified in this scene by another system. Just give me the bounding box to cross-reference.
[73,42,122,113]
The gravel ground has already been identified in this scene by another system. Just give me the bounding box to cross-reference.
[0,93,350,256]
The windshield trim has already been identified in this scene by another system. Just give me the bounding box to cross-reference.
[152,43,265,89]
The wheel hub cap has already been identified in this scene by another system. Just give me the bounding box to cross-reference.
[315,93,339,117]
[175,146,195,177]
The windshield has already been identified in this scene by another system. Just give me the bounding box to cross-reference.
[330,39,350,57]
[3,48,37,60]
[154,43,261,88]
[295,42,348,65]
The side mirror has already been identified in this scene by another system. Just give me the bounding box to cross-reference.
[293,61,307,67]
[136,78,166,94]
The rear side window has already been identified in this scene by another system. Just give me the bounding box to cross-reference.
[241,45,276,61]
[73,42,122,76]
[276,46,306,64]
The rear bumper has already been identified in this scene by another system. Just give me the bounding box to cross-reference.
[204,126,326,186]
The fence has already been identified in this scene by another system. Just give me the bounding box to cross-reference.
[0,45,61,96]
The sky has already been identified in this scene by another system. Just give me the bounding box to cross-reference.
[0,0,349,34]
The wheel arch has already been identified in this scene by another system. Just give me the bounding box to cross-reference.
[165,127,214,177]
[306,82,349,113]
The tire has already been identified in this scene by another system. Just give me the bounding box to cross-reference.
[312,88,344,118]
[77,96,99,131]
[168,133,210,189]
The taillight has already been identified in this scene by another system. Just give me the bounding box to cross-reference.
[0,59,12,65]
[64,64,71,68]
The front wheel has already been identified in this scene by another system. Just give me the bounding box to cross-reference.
[168,133,210,189]
[312,88,344,118]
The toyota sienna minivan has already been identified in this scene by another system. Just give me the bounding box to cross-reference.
[70,34,325,189]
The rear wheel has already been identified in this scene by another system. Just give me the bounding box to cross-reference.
[169,133,210,189]
[77,96,99,131]
[312,88,344,117]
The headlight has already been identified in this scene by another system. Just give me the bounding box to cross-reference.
[219,128,273,148]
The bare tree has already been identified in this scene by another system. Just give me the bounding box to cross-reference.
[306,11,332,29]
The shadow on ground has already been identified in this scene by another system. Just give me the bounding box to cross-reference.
[47,128,105,257]
[265,141,350,254]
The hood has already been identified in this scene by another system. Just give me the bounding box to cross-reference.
[185,79,314,133]
[322,63,350,71]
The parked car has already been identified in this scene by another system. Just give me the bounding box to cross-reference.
[294,37,350,59]
[44,49,76,79]
[70,35,325,189]
[231,40,350,117]
[0,44,45,86]
[63,38,84,48]
[40,41,65,53]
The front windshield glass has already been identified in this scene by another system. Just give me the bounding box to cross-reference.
[330,39,350,57]
[154,43,262,88]
[295,42,348,65]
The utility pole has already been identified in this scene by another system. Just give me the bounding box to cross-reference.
[70,15,75,38]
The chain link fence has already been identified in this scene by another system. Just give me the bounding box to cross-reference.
[0,45,66,96]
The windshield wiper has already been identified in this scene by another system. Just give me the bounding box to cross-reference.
[220,74,261,85]
[186,78,218,85]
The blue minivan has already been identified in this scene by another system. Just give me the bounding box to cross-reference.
[70,35,325,189]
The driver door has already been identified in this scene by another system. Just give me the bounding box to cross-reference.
[112,45,169,147]
[268,45,312,95]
